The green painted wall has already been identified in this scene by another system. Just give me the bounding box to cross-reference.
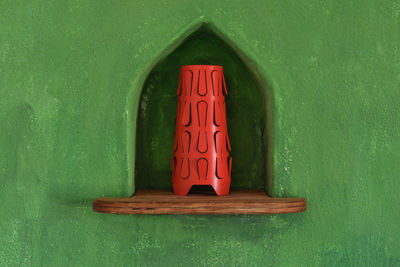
[1,0,400,266]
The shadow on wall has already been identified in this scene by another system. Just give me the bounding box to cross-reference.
[133,24,274,193]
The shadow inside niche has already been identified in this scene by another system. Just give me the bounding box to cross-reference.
[135,25,267,190]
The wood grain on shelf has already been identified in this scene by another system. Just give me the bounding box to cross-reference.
[93,190,306,215]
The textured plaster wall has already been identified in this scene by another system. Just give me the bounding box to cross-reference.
[1,0,400,266]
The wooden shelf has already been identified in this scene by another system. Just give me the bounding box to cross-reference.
[93,190,306,215]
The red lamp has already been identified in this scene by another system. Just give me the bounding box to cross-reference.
[171,65,232,196]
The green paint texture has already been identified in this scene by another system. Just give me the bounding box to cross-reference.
[1,0,400,266]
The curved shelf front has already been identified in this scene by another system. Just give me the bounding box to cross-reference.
[93,190,306,215]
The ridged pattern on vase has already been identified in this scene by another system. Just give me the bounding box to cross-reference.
[172,65,231,196]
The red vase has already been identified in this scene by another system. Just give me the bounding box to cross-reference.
[171,65,232,196]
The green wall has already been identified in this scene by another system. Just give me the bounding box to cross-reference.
[1,0,400,266]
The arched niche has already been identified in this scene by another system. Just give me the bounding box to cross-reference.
[93,23,307,215]
[132,24,273,193]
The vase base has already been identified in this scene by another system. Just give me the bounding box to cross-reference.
[173,181,230,196]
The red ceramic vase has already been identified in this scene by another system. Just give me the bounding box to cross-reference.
[171,65,232,196]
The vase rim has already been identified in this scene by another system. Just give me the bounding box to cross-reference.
[181,64,223,69]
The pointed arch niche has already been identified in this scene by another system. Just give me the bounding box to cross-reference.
[93,23,306,214]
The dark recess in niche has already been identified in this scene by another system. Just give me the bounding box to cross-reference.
[135,25,267,191]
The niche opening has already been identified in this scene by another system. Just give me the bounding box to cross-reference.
[135,25,266,191]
